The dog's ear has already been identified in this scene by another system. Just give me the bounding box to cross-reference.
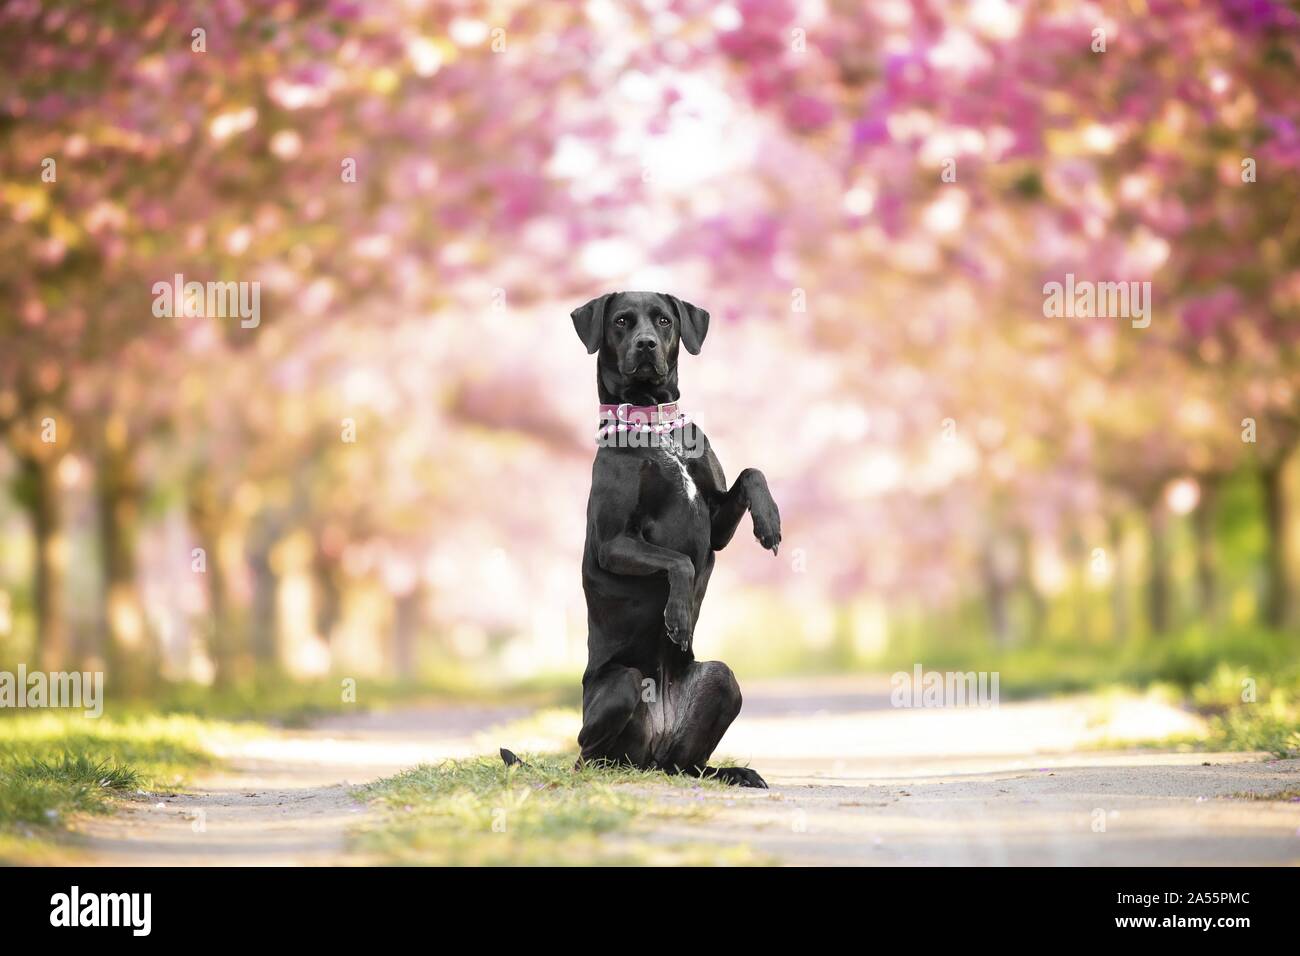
[667,295,710,355]
[571,293,613,354]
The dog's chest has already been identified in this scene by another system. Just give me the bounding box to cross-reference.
[659,443,699,505]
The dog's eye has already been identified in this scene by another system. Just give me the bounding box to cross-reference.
[613,316,627,327]
[657,316,670,327]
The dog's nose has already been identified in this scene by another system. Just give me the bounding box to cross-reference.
[635,337,657,352]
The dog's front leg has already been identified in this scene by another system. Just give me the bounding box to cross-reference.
[709,468,782,555]
[597,535,696,650]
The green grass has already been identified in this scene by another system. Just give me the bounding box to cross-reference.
[1081,665,1300,756]
[0,711,244,862]
[876,625,1300,755]
[10,754,141,791]
[1230,787,1300,801]
[112,672,578,727]
[1196,705,1300,757]
[1157,662,1300,756]
[357,753,768,866]
[1108,709,1300,757]
[877,626,1298,700]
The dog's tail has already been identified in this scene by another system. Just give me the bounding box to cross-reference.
[499,747,529,768]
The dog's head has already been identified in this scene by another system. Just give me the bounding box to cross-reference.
[571,291,709,404]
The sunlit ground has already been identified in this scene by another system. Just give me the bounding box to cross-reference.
[10,674,1290,866]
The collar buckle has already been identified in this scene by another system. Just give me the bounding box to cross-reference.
[616,403,646,426]
[603,401,682,427]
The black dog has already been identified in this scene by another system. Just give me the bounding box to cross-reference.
[569,291,781,788]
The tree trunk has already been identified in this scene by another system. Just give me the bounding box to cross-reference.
[313,549,342,646]
[248,551,277,665]
[205,533,232,685]
[1193,477,1219,625]
[1261,461,1293,630]
[391,589,421,677]
[16,454,66,670]
[246,515,281,668]
[1016,530,1047,642]
[1109,514,1128,643]
[187,476,238,687]
[98,434,153,694]
[1146,500,1171,636]
[1066,526,1091,642]
[980,540,1012,648]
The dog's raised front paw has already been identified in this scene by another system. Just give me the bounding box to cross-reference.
[751,500,782,556]
[664,598,693,652]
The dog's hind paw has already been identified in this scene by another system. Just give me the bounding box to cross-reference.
[710,766,768,789]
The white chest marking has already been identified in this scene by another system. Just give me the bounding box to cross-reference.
[661,446,698,503]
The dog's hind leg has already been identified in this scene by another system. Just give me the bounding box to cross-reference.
[653,661,767,788]
[576,665,652,767]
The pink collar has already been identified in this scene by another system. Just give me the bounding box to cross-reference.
[596,401,691,440]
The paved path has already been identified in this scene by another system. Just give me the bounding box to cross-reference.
[70,677,1300,865]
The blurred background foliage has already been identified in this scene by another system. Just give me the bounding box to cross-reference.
[0,0,1298,720]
